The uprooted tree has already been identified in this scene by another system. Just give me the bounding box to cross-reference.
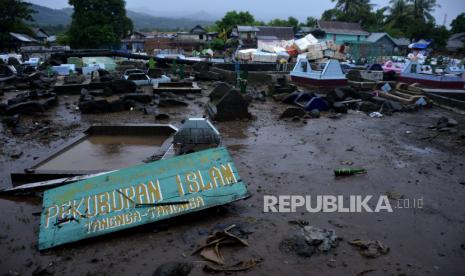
[67,0,133,49]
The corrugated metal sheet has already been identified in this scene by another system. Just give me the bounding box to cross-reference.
[257,26,295,41]
[9,32,37,43]
[317,21,369,36]
[237,26,260,32]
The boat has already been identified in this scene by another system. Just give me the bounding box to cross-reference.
[382,60,405,74]
[360,64,384,82]
[290,58,347,87]
[444,64,465,75]
[399,61,465,89]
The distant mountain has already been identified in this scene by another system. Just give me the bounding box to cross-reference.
[29,3,214,32]
[126,10,214,31]
[29,3,71,26]
[130,7,219,21]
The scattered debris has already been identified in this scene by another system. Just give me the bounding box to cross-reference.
[153,262,193,276]
[204,259,258,273]
[280,225,340,257]
[334,168,367,177]
[280,107,306,119]
[385,191,404,200]
[369,112,383,118]
[348,239,389,258]
[192,224,249,267]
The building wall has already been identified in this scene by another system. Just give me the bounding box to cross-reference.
[374,36,397,55]
[324,33,367,43]
[177,34,201,42]
[239,32,256,40]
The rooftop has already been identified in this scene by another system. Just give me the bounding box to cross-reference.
[256,26,294,41]
[317,20,369,36]
[9,32,38,43]
[392,37,410,46]
[366,32,397,45]
[237,26,260,32]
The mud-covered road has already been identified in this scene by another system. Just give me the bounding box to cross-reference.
[1,84,465,275]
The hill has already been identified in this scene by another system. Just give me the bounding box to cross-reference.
[29,3,214,32]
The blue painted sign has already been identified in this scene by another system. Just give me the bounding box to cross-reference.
[38,147,248,250]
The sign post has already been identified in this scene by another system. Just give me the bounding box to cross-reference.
[38,147,248,250]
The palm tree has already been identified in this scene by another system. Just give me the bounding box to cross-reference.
[409,0,439,23]
[386,0,412,29]
[331,0,374,16]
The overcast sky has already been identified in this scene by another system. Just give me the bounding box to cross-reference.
[28,0,464,27]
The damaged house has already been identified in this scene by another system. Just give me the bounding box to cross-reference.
[231,25,295,48]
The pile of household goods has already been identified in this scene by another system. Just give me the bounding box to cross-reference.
[236,34,349,63]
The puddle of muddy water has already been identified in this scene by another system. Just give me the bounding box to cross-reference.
[35,134,168,171]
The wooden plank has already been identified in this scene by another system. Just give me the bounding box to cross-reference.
[38,147,248,250]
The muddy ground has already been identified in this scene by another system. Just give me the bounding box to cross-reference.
[1,82,465,275]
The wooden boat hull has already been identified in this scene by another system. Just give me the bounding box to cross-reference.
[398,76,465,89]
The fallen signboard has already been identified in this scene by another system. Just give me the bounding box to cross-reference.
[38,147,248,250]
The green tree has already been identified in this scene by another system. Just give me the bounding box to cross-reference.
[301,16,317,27]
[67,0,133,49]
[287,16,299,29]
[386,0,412,32]
[0,0,35,50]
[330,0,373,17]
[209,38,225,51]
[428,25,449,49]
[363,7,388,32]
[321,8,346,21]
[268,18,291,27]
[323,0,375,29]
[450,13,465,34]
[408,0,439,23]
[215,11,255,34]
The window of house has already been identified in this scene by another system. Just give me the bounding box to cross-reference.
[333,34,336,41]
[357,35,360,41]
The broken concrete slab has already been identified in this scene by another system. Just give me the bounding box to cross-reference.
[109,79,137,94]
[6,101,46,115]
[280,107,306,119]
[158,99,188,107]
[153,82,202,94]
[206,89,251,121]
[209,82,232,101]
[123,93,153,103]
[78,99,111,114]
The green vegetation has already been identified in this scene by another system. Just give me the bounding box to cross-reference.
[450,13,465,34]
[67,0,133,49]
[320,0,453,49]
[215,11,257,34]
[0,0,35,50]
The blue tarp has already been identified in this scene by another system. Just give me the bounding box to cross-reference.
[408,40,431,49]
